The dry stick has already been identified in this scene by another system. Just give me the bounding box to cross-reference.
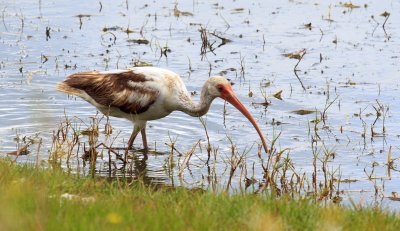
[225,137,246,193]
[382,14,390,36]
[262,34,266,51]
[178,140,200,177]
[67,130,78,165]
[371,16,379,37]
[239,54,245,79]
[95,142,125,163]
[199,27,208,59]
[1,7,7,32]
[185,140,201,167]
[209,31,231,48]
[293,50,307,91]
[165,142,184,157]
[388,145,392,177]
[18,10,24,37]
[199,117,212,164]
[321,95,339,125]
[312,143,317,195]
[219,13,231,31]
[105,132,121,176]
[139,19,148,37]
[36,138,42,168]
[319,28,324,42]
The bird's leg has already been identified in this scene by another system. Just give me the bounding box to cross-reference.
[127,125,142,150]
[141,127,148,152]
[124,125,142,167]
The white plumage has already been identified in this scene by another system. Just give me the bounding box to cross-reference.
[57,67,268,153]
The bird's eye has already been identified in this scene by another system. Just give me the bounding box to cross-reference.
[217,85,223,91]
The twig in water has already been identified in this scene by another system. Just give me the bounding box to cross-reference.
[293,49,307,91]
[225,136,247,192]
[381,12,390,37]
[199,26,208,59]
[36,138,42,168]
[370,15,379,37]
[239,54,245,79]
[388,145,392,177]
[45,26,51,41]
[321,95,339,124]
[1,7,7,32]
[262,34,266,51]
[209,31,231,48]
[199,117,212,164]
[319,28,324,42]
[219,14,230,31]
[178,140,200,176]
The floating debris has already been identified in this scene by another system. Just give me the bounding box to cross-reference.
[387,192,400,201]
[45,26,51,41]
[75,14,91,18]
[173,5,193,17]
[231,8,245,13]
[304,22,312,30]
[341,2,360,9]
[218,67,236,76]
[252,101,271,107]
[75,14,92,30]
[41,54,48,63]
[102,26,123,32]
[133,60,153,67]
[283,49,306,60]
[291,109,317,115]
[261,80,271,88]
[209,32,232,45]
[127,38,149,45]
[273,90,283,100]
[380,11,390,17]
[338,179,359,183]
[7,144,30,156]
[345,80,356,86]
[101,26,134,34]
[123,28,134,34]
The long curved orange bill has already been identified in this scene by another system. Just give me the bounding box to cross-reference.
[221,86,268,153]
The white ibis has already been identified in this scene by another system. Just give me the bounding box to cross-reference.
[57,67,268,153]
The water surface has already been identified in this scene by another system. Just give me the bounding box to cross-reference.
[1,0,400,209]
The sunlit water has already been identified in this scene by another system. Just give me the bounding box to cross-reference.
[1,0,400,209]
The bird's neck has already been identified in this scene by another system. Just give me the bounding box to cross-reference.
[179,86,215,117]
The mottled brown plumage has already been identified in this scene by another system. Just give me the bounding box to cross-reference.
[59,70,159,114]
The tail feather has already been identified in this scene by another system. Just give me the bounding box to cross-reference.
[56,82,82,96]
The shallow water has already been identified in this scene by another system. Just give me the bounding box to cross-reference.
[1,0,400,209]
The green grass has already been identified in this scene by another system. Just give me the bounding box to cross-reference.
[0,159,399,231]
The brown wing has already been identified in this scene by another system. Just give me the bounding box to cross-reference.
[58,70,160,114]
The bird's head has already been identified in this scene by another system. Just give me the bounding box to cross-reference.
[207,76,268,153]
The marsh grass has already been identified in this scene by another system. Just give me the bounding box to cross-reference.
[0,158,399,231]
[43,112,344,201]
[2,110,399,230]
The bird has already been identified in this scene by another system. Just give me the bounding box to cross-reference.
[57,67,268,153]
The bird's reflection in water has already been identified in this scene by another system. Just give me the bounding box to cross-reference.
[95,149,170,187]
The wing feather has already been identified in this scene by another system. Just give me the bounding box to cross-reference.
[58,70,160,114]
